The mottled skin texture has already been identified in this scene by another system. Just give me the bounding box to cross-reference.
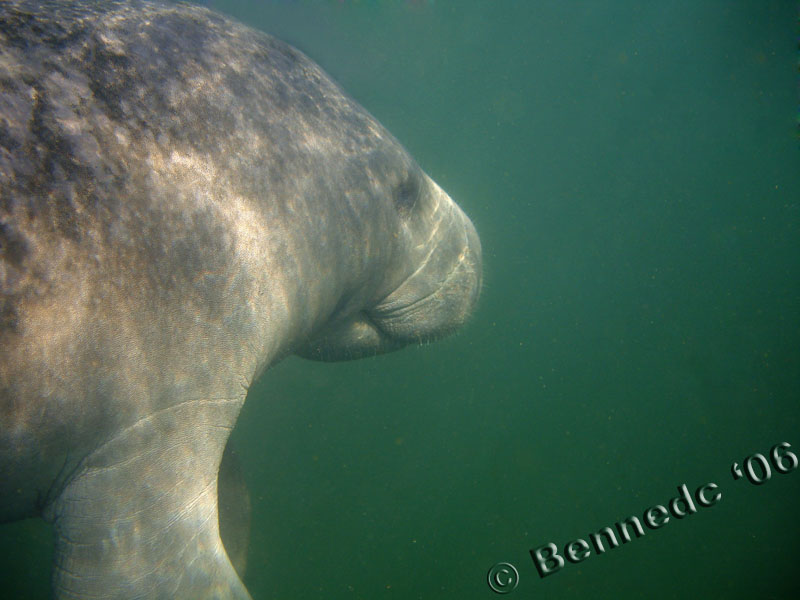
[0,1,481,598]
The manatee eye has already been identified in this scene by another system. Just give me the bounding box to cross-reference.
[394,174,420,213]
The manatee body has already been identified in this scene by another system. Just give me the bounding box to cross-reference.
[0,1,481,598]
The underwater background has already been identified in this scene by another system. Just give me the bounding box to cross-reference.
[1,0,798,598]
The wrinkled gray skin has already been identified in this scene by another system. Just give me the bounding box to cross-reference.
[0,1,481,599]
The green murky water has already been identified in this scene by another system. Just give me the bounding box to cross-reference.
[2,1,797,598]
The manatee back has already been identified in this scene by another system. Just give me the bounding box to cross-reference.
[3,0,368,523]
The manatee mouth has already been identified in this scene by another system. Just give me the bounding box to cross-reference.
[367,289,446,340]
[295,311,406,361]
[366,238,481,343]
[296,228,480,363]
[297,191,482,362]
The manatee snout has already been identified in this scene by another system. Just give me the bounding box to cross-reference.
[368,180,482,343]
[299,175,481,361]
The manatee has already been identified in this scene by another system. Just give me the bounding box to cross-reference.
[0,1,482,598]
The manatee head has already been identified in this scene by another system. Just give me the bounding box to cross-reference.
[297,162,482,361]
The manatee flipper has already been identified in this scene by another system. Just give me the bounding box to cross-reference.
[43,399,251,600]
[218,439,252,579]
